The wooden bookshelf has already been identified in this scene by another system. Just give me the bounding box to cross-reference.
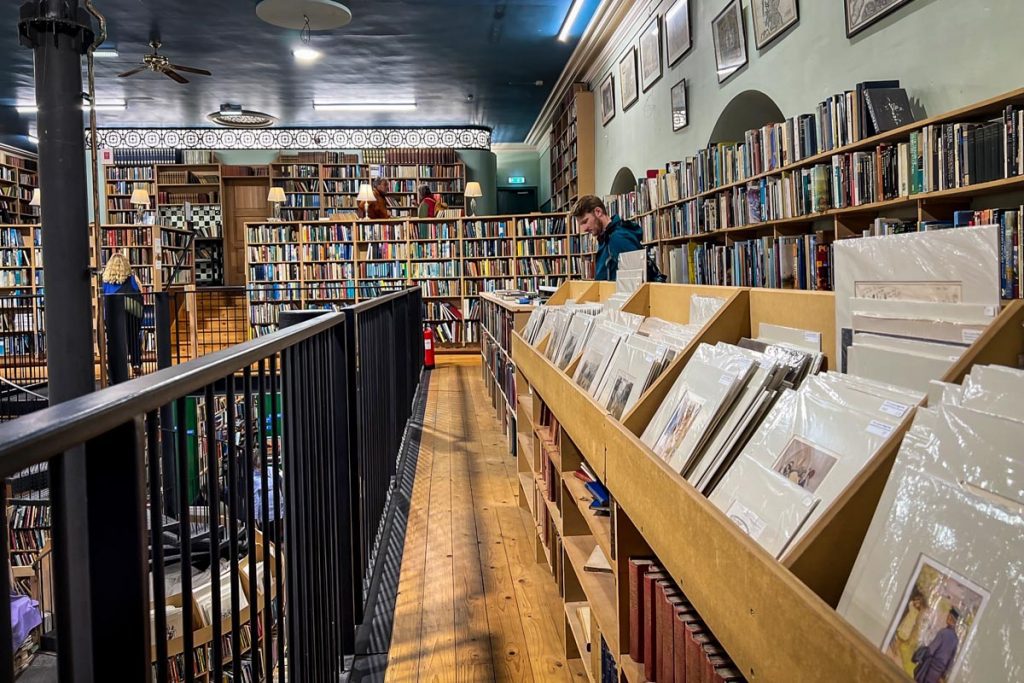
[0,224,44,368]
[0,148,39,225]
[510,281,957,683]
[549,83,595,213]
[479,291,534,450]
[607,87,1024,296]
[243,213,591,349]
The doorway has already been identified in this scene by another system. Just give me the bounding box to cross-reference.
[497,187,538,215]
[223,178,270,286]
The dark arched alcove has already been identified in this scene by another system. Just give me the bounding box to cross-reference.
[708,90,785,145]
[609,166,637,195]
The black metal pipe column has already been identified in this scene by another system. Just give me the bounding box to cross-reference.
[18,2,98,680]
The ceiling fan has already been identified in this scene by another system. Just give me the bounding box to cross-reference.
[117,41,212,84]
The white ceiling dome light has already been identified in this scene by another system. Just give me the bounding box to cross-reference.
[256,0,353,30]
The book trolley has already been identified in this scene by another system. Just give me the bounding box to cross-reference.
[510,280,1024,683]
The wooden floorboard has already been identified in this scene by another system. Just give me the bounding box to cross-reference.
[386,359,576,682]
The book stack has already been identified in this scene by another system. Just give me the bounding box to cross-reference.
[627,558,745,682]
[839,364,1024,681]
[571,461,609,516]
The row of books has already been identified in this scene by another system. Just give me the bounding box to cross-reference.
[290,151,358,164]
[106,165,154,181]
[463,240,512,257]
[359,223,405,241]
[111,148,178,165]
[220,164,269,177]
[0,249,29,267]
[106,180,153,195]
[361,262,407,279]
[516,238,565,256]
[427,320,478,345]
[323,165,366,179]
[412,222,457,240]
[249,264,298,282]
[322,179,362,193]
[419,279,460,297]
[629,558,744,682]
[303,244,353,261]
[157,191,219,205]
[324,195,358,209]
[464,259,512,277]
[518,259,565,276]
[276,209,319,221]
[410,242,455,259]
[363,147,460,164]
[366,243,408,260]
[666,235,833,291]
[275,180,319,193]
[248,245,298,263]
[304,263,355,280]
[409,261,458,278]
[281,195,320,208]
[272,164,319,178]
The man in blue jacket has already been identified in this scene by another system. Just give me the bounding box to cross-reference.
[572,195,643,281]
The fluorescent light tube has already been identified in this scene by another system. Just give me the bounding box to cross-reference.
[16,99,126,112]
[92,48,119,58]
[293,47,322,63]
[27,135,38,145]
[558,0,585,42]
[313,102,417,112]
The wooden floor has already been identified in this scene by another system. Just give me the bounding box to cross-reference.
[385,357,583,682]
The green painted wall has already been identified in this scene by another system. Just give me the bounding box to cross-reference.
[591,0,1023,194]
[495,150,541,189]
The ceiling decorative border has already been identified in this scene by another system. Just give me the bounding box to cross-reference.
[86,127,492,150]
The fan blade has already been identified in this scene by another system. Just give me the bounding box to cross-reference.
[168,64,212,76]
[161,68,189,84]
[117,65,148,78]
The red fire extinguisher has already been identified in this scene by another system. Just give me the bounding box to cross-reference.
[423,327,435,369]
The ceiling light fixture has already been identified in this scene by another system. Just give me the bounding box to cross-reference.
[313,102,417,112]
[558,0,585,42]
[83,98,128,111]
[293,15,323,63]
[293,46,322,63]
[92,47,119,58]
[15,105,36,114]
[27,135,38,145]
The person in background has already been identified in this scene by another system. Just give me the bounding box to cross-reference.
[417,184,438,218]
[101,251,145,377]
[572,194,642,281]
[360,177,391,219]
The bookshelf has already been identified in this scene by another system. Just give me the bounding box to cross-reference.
[549,84,595,213]
[0,148,39,225]
[105,163,156,224]
[7,500,51,568]
[609,87,1024,295]
[479,291,534,452]
[0,224,44,366]
[243,213,587,349]
[271,162,323,222]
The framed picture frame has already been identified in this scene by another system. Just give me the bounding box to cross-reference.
[670,78,688,131]
[711,0,747,84]
[600,73,615,126]
[618,46,639,111]
[664,0,691,66]
[752,0,799,49]
[639,15,663,92]
[845,0,914,37]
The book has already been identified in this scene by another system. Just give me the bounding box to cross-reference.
[864,88,915,134]
[642,569,665,679]
[628,559,655,662]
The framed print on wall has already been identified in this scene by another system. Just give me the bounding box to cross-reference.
[670,78,688,131]
[639,15,663,92]
[600,73,616,125]
[618,46,639,111]
[845,0,915,37]
[752,0,799,49]
[711,0,748,83]
[664,0,691,66]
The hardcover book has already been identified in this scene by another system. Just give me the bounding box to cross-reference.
[863,88,915,134]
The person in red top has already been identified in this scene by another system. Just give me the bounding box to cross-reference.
[417,184,437,218]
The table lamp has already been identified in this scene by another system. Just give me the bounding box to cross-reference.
[465,181,483,217]
[267,186,287,221]
[356,183,376,216]
[130,187,151,224]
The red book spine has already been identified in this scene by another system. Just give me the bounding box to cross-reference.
[628,560,654,663]
[672,607,696,683]
[659,585,678,683]
[703,654,727,683]
[713,665,743,682]
[642,570,664,680]
[684,626,709,683]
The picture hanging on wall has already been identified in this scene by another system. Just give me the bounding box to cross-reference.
[619,46,639,111]
[600,73,616,125]
[639,15,663,92]
[752,0,799,49]
[664,0,692,66]
[670,78,688,131]
[845,0,914,37]
[711,0,748,83]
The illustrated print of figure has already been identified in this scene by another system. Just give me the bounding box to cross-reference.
[913,608,960,683]
[761,0,783,33]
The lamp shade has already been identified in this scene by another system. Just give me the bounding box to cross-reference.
[464,181,483,198]
[356,183,376,203]
[28,188,40,206]
[130,188,151,206]
[267,187,287,203]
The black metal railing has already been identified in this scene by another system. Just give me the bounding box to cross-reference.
[0,287,424,682]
